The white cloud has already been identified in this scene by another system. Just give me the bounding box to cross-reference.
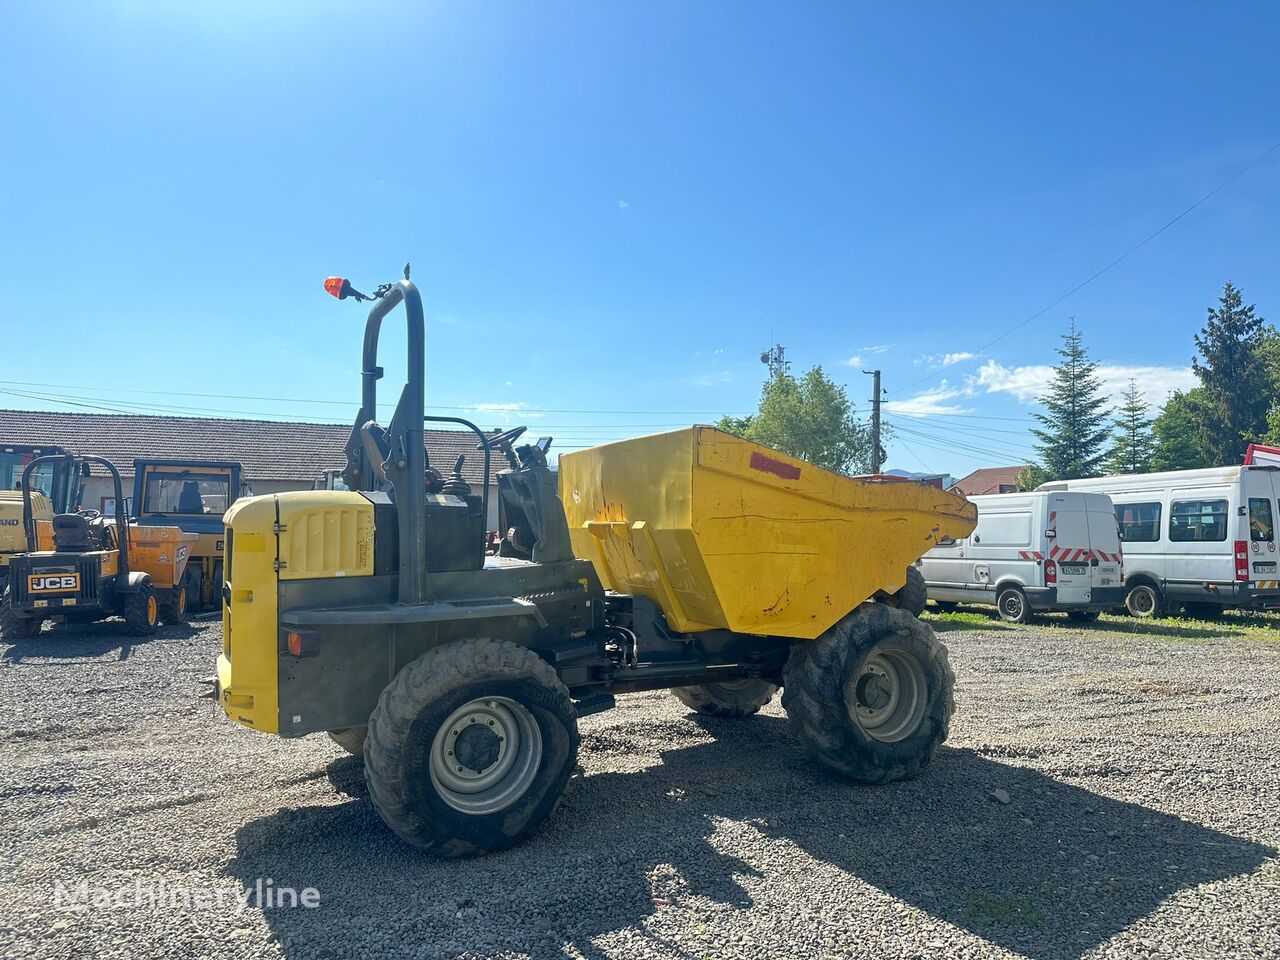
[468,401,544,424]
[915,350,978,368]
[884,380,973,416]
[971,360,1197,408]
[843,354,864,368]
[863,344,893,355]
[617,200,630,209]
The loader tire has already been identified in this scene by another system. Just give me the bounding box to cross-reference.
[160,584,189,625]
[328,726,368,755]
[0,593,42,639]
[672,679,777,718]
[782,603,953,784]
[364,638,578,857]
[123,582,160,636]
[886,566,928,617]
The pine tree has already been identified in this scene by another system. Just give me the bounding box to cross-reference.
[1192,282,1268,463]
[1150,388,1211,471]
[1105,380,1154,474]
[1031,320,1111,480]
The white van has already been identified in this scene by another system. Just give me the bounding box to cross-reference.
[919,491,1124,622]
[1042,465,1280,618]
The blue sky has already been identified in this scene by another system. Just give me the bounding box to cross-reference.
[2,1,1278,478]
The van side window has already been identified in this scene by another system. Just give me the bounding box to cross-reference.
[1116,502,1161,542]
[1248,498,1274,542]
[1169,499,1229,542]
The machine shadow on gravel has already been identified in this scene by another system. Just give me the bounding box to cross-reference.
[227,715,1274,960]
[0,620,200,663]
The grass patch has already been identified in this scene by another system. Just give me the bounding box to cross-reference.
[960,889,1045,927]
[922,605,1280,643]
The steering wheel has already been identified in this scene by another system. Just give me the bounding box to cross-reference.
[80,509,102,520]
[478,425,527,451]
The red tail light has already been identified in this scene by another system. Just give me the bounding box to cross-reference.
[1044,559,1057,585]
[1235,540,1249,582]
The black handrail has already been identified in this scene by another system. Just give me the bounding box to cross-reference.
[20,455,130,583]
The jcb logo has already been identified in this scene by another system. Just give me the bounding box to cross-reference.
[28,574,79,592]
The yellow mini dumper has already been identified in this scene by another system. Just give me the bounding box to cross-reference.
[216,269,977,856]
[0,455,197,639]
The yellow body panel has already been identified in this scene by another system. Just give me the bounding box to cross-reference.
[127,526,199,589]
[0,491,51,570]
[217,491,374,734]
[559,426,977,640]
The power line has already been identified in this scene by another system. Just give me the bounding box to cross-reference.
[0,380,751,418]
[894,138,1280,396]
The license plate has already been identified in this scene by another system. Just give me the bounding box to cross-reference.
[1254,562,1276,573]
[27,573,79,593]
[1060,564,1088,576]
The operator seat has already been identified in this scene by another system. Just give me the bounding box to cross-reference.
[177,481,204,514]
[51,514,92,552]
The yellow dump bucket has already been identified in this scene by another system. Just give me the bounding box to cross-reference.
[127,525,199,590]
[558,426,976,640]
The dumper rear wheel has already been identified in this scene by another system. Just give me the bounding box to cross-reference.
[328,726,368,755]
[364,638,578,857]
[886,566,927,617]
[673,679,777,718]
[123,583,160,635]
[782,604,953,784]
[0,593,42,639]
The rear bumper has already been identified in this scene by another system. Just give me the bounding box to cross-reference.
[1024,586,1125,611]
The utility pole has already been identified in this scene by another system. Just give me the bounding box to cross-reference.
[865,369,882,474]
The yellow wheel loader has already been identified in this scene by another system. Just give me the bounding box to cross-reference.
[216,267,976,856]
[0,455,197,639]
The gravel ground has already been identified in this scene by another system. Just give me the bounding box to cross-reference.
[1,612,1278,960]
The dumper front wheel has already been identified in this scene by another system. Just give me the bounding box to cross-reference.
[886,566,927,617]
[782,604,953,784]
[364,638,578,856]
[673,679,778,718]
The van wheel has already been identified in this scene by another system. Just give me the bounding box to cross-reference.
[364,638,578,856]
[1067,610,1100,623]
[1124,583,1163,619]
[124,582,160,635]
[673,679,777,718]
[782,604,953,783]
[996,587,1031,624]
[885,567,928,617]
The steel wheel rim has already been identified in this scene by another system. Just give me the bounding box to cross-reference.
[177,589,187,616]
[1001,591,1023,620]
[146,596,157,624]
[1128,587,1154,616]
[429,697,542,815]
[846,643,928,743]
